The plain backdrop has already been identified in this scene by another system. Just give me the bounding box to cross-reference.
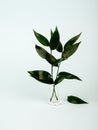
[0,0,98,130]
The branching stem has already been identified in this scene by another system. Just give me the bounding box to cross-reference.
[50,49,61,101]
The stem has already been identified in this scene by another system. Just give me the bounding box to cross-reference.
[50,63,61,101]
[50,84,58,101]
[50,49,53,78]
[50,87,54,101]
[55,62,61,79]
[54,84,58,100]
[49,49,61,102]
[50,49,56,101]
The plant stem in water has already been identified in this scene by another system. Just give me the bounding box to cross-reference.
[50,84,58,101]
[50,49,60,102]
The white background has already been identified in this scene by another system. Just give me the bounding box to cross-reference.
[0,0,98,130]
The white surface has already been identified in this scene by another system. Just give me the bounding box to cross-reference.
[0,97,98,130]
[0,0,98,130]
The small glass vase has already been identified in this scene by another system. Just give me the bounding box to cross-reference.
[49,85,61,106]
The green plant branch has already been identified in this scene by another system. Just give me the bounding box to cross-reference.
[29,28,88,104]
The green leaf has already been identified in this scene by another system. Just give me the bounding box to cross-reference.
[55,72,82,85]
[62,42,81,60]
[50,29,53,37]
[28,70,53,84]
[64,33,81,49]
[50,27,60,50]
[33,30,50,46]
[50,29,63,52]
[56,41,63,52]
[62,33,81,60]
[67,96,88,104]
[35,45,47,59]
[35,45,58,66]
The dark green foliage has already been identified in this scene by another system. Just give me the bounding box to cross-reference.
[62,42,81,60]
[32,27,82,85]
[67,96,88,104]
[50,27,63,52]
[55,72,82,85]
[50,27,60,50]
[35,45,58,66]
[64,33,81,48]
[62,33,81,60]
[33,30,50,46]
[28,27,87,104]
[28,70,53,84]
[56,41,63,52]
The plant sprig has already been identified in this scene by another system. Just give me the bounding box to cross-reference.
[28,27,87,104]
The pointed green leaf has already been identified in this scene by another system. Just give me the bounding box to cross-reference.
[50,29,53,37]
[64,33,81,49]
[50,29,63,52]
[28,70,53,84]
[33,30,50,46]
[50,27,60,50]
[67,96,88,104]
[35,45,58,66]
[55,72,82,85]
[55,74,64,85]
[35,45,47,59]
[56,41,63,52]
[62,42,81,60]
